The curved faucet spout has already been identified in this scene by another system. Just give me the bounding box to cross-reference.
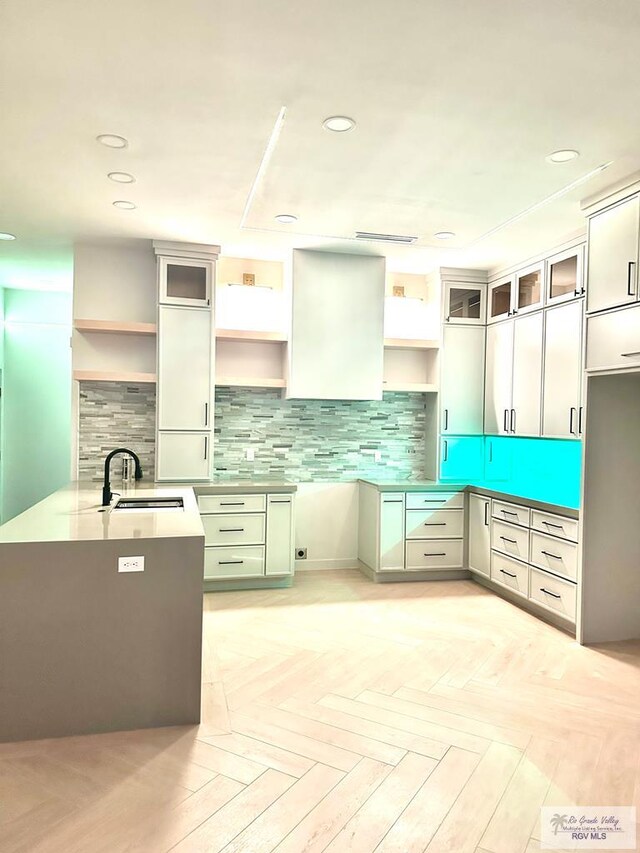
[102,448,143,506]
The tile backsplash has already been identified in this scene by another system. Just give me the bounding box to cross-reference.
[78,382,156,481]
[213,387,429,481]
[77,384,430,482]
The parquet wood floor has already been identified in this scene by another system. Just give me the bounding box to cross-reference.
[1,570,639,852]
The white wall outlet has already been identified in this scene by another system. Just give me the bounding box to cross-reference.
[246,448,255,461]
[118,556,144,573]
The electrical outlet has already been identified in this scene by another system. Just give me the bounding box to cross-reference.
[243,273,255,287]
[118,556,144,573]
[246,448,255,461]
[374,450,382,462]
[295,547,307,560]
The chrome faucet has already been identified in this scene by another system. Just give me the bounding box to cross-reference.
[102,448,143,506]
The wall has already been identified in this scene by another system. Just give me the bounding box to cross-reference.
[213,387,432,481]
[78,381,156,481]
[2,289,72,521]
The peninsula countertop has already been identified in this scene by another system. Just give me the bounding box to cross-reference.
[0,483,204,544]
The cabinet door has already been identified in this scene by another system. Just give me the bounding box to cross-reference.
[443,282,486,324]
[511,312,543,436]
[484,320,514,434]
[158,306,212,430]
[158,257,212,307]
[547,246,584,305]
[468,494,490,577]
[266,495,294,576]
[441,436,485,480]
[488,276,515,323]
[587,196,640,314]
[515,263,544,314]
[441,325,485,435]
[156,432,210,481]
[379,494,405,571]
[543,301,583,438]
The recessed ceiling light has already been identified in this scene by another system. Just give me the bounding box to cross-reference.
[546,149,579,164]
[0,232,16,241]
[434,231,455,240]
[112,200,136,210]
[275,214,298,224]
[322,116,356,133]
[97,134,128,149]
[108,171,135,183]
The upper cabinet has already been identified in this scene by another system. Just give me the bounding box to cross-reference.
[587,194,640,315]
[547,246,584,305]
[440,325,485,435]
[515,263,544,314]
[443,281,486,325]
[154,240,217,308]
[542,300,583,438]
[287,249,385,400]
[488,275,515,323]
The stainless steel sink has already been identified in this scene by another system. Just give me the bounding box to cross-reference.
[112,497,184,511]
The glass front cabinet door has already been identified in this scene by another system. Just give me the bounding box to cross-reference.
[515,262,544,314]
[546,246,584,305]
[444,282,486,324]
[158,256,213,308]
[488,275,515,323]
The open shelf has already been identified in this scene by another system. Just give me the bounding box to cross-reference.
[215,376,286,389]
[383,381,438,393]
[384,338,439,350]
[73,370,157,384]
[74,319,157,336]
[215,329,288,343]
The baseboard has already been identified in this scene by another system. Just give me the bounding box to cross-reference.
[295,557,360,572]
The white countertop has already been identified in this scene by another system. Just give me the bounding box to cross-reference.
[0,483,204,544]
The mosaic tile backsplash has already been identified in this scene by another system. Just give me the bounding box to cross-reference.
[77,384,430,482]
[78,382,156,481]
[213,387,429,481]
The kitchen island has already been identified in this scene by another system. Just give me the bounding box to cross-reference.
[0,483,205,743]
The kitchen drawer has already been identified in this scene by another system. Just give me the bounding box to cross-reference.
[405,508,464,539]
[529,567,576,622]
[530,530,578,581]
[492,500,530,528]
[491,519,530,561]
[586,304,640,371]
[202,513,265,546]
[405,539,463,571]
[198,493,266,514]
[490,551,528,599]
[530,509,578,543]
[406,491,464,511]
[204,546,265,579]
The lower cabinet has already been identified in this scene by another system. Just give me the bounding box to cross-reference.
[157,432,211,481]
[198,490,295,588]
[468,493,490,577]
[358,483,465,579]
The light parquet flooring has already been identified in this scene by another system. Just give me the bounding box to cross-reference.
[1,570,640,852]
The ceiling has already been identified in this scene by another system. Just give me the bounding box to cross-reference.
[2,0,640,291]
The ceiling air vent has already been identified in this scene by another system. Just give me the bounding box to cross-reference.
[355,231,418,245]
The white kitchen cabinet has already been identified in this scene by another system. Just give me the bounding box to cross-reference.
[157,256,213,308]
[515,262,544,314]
[484,314,542,436]
[546,246,584,305]
[511,311,543,436]
[488,275,515,323]
[484,320,514,434]
[585,302,640,372]
[156,432,210,481]
[587,195,640,315]
[288,249,385,400]
[468,493,490,577]
[440,325,485,435]
[543,300,583,438]
[379,494,405,571]
[157,306,213,431]
[265,494,295,576]
[443,282,486,324]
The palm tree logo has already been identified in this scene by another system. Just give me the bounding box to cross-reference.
[550,814,568,835]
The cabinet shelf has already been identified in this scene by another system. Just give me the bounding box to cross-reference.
[215,329,288,343]
[383,381,438,393]
[73,370,157,383]
[74,319,157,336]
[384,338,439,350]
[215,376,286,389]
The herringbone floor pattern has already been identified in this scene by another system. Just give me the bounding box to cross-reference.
[1,570,639,853]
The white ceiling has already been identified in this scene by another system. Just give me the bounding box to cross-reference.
[2,0,640,290]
